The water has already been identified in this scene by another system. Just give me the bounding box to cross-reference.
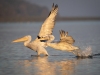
[0,21,100,75]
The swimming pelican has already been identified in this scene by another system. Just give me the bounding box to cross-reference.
[46,30,79,52]
[12,3,58,56]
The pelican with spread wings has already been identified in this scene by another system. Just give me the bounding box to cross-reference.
[12,4,58,56]
[46,30,79,52]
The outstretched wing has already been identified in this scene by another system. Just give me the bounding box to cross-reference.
[59,30,75,44]
[38,3,58,39]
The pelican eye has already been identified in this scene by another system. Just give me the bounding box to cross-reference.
[37,36,41,39]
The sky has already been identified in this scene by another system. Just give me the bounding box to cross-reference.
[25,0,100,17]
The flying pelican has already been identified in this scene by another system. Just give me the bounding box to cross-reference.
[12,3,58,56]
[46,30,79,52]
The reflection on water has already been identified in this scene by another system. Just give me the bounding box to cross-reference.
[20,56,80,75]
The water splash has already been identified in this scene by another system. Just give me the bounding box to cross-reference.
[72,46,93,58]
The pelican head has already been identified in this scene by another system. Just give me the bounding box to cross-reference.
[12,35,31,43]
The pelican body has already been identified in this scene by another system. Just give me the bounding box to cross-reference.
[47,42,79,51]
[13,35,49,56]
[47,30,79,52]
[12,4,58,56]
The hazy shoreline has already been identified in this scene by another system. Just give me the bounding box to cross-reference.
[0,17,100,22]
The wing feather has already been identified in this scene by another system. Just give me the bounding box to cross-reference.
[59,30,75,44]
[38,3,58,38]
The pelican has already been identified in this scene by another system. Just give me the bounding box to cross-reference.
[46,30,79,52]
[12,3,58,56]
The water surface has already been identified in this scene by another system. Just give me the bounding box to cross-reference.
[0,21,100,75]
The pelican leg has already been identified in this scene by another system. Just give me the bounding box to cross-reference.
[42,50,49,56]
[72,49,83,57]
[37,46,49,56]
[71,50,79,56]
[37,52,41,57]
[72,51,78,56]
[45,53,49,56]
[37,50,49,56]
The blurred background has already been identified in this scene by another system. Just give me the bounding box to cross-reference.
[0,0,100,22]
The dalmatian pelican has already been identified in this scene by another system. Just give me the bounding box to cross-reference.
[12,3,58,56]
[46,30,79,53]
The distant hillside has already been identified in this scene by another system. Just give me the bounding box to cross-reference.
[0,0,50,22]
[1,0,98,22]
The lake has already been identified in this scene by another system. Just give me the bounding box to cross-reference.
[0,21,100,75]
